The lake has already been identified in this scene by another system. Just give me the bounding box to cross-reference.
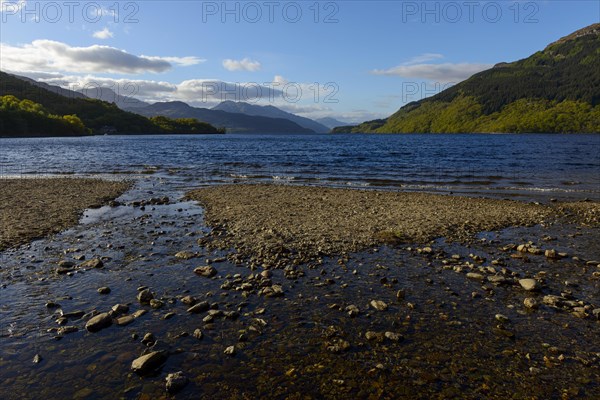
[1,133,599,200]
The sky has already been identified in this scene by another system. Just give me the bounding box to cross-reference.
[1,0,598,123]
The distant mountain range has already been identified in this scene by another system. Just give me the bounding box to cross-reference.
[335,23,600,134]
[212,101,330,133]
[82,88,331,134]
[128,101,315,134]
[0,72,342,135]
[315,117,352,130]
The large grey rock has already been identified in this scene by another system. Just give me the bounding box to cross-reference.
[85,312,112,332]
[131,351,166,375]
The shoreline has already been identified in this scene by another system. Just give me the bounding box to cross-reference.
[187,183,598,266]
[0,178,130,251]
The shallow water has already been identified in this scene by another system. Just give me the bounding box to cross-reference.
[1,134,599,398]
[1,133,599,200]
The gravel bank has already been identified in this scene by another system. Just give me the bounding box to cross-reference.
[0,178,130,250]
[188,184,556,264]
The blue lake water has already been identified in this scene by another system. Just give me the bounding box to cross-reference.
[1,133,599,200]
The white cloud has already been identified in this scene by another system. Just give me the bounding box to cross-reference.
[92,27,114,39]
[13,71,347,119]
[222,58,261,72]
[404,53,444,65]
[0,40,204,74]
[372,53,491,83]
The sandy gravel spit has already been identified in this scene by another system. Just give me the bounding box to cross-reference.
[187,184,595,266]
[0,178,130,251]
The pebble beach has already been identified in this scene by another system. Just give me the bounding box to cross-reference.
[0,178,599,399]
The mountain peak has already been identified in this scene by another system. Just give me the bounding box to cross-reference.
[548,23,600,48]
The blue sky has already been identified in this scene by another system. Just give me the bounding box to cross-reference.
[1,1,598,122]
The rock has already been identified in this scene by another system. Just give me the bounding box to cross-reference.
[194,266,217,277]
[519,279,539,291]
[523,298,539,309]
[572,307,588,319]
[163,312,176,320]
[224,311,239,320]
[57,326,78,335]
[528,247,543,255]
[495,314,509,323]
[97,287,111,294]
[543,295,563,307]
[56,267,74,275]
[370,300,388,311]
[149,299,164,309]
[187,301,210,314]
[165,371,188,394]
[224,346,236,356]
[384,332,403,342]
[396,289,406,300]
[261,285,284,298]
[326,339,350,354]
[592,309,600,320]
[365,331,382,341]
[79,258,103,269]
[487,276,508,285]
[346,305,360,317]
[131,351,166,375]
[116,315,135,326]
[260,270,272,279]
[494,327,515,339]
[33,354,43,364]
[181,295,197,306]
[141,333,155,345]
[137,289,153,304]
[45,301,60,308]
[61,310,85,320]
[545,249,559,259]
[193,329,203,339]
[466,272,484,280]
[132,310,147,318]
[585,260,600,267]
[111,304,129,315]
[175,251,197,260]
[58,260,75,268]
[85,312,112,332]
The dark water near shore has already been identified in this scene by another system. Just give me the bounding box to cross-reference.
[1,133,599,200]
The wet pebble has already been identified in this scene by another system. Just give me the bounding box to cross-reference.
[524,298,539,309]
[165,371,188,394]
[194,266,217,277]
[519,279,539,291]
[85,312,112,332]
[79,258,103,269]
[187,301,210,314]
[137,289,154,304]
[97,287,111,294]
[131,351,167,375]
[370,300,388,311]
